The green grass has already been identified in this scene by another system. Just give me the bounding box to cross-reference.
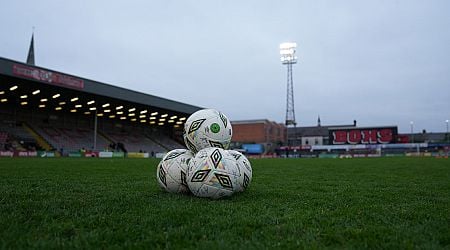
[0,157,449,249]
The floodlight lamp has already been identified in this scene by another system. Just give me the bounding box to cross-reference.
[32,90,40,95]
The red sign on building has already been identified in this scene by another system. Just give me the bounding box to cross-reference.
[329,127,398,145]
[12,64,84,90]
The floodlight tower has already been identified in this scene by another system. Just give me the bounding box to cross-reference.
[280,42,298,128]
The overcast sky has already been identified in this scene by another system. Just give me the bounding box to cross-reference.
[1,0,449,133]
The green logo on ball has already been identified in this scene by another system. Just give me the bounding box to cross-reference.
[210,123,220,133]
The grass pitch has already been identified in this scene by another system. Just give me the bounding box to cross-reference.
[0,157,449,249]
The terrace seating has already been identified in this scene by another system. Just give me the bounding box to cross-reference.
[32,125,110,153]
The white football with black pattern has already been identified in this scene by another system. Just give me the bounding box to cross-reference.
[157,149,194,194]
[187,147,240,199]
[183,109,232,154]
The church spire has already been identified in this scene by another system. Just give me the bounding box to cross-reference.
[26,29,35,65]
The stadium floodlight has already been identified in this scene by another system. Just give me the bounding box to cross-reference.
[140,110,147,114]
[59,102,66,105]
[159,118,166,122]
[1,98,7,102]
[20,95,27,99]
[84,111,91,115]
[20,101,27,105]
[104,109,111,113]
[75,104,82,108]
[150,121,156,124]
[176,121,183,125]
[128,113,135,117]
[150,117,156,120]
[70,109,77,113]
[161,114,168,118]
[102,103,110,108]
[52,94,60,99]
[170,115,177,119]
[97,113,103,117]
[109,115,115,118]
[32,90,40,95]
[139,115,146,118]
[168,120,175,123]
[70,97,78,102]
[40,98,48,102]
[116,105,123,110]
[39,104,45,108]
[0,91,4,95]
[179,117,186,121]
[151,112,158,116]
[128,108,136,112]
[280,42,297,64]
[10,86,18,91]
[55,107,62,110]
[120,117,126,120]
[117,111,124,115]
[158,123,164,126]
[87,100,95,105]
[89,107,96,111]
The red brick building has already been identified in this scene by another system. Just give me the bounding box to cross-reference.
[231,119,286,153]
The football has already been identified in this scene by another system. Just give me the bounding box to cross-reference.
[228,150,253,192]
[187,147,240,199]
[183,109,232,153]
[156,149,194,193]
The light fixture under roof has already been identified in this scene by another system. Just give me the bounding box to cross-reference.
[104,109,111,113]
[151,112,158,116]
[20,95,28,99]
[109,115,115,118]
[140,120,146,123]
[159,118,166,121]
[168,120,174,123]
[116,106,123,110]
[97,113,104,117]
[102,103,110,108]
[170,116,177,119]
[128,108,136,112]
[87,100,95,105]
[0,91,4,95]
[117,111,123,115]
[130,118,137,122]
[161,114,168,118]
[52,94,60,99]
[39,104,45,108]
[179,117,186,121]
[10,86,18,91]
[158,122,164,126]
[59,101,66,105]
[84,111,91,115]
[128,113,135,117]
[75,104,82,108]
[71,97,78,102]
[139,115,146,118]
[176,121,183,124]
[40,98,48,102]
[140,110,147,114]
[20,101,27,105]
[32,90,40,95]
[89,107,96,111]
[70,109,77,113]
[120,117,126,120]
[1,98,7,102]
[55,107,62,111]
[150,117,156,120]
[150,121,156,124]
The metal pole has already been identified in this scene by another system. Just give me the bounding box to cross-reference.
[94,109,97,150]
